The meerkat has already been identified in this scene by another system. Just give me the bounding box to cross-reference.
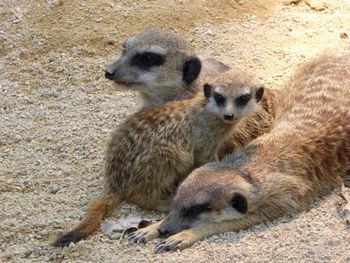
[127,52,350,252]
[104,28,275,157]
[104,28,230,107]
[53,69,265,247]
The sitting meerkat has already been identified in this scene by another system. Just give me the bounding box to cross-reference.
[104,28,276,158]
[53,69,265,247]
[127,52,350,252]
[104,28,229,107]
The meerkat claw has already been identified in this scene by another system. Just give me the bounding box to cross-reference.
[126,224,161,244]
[126,232,146,244]
[135,237,145,244]
[125,233,136,241]
[155,240,181,253]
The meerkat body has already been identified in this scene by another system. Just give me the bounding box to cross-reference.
[105,28,229,107]
[53,70,265,247]
[128,52,350,251]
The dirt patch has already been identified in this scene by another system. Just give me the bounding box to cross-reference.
[1,0,350,262]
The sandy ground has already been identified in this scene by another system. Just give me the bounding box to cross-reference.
[1,0,350,262]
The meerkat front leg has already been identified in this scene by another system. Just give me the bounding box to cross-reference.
[154,222,227,252]
[154,214,266,252]
[126,220,163,244]
[155,229,199,252]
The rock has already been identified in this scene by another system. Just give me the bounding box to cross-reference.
[39,230,48,236]
[110,232,122,240]
[68,242,76,249]
[49,184,59,194]
[305,0,328,11]
[62,169,72,176]
[340,32,348,39]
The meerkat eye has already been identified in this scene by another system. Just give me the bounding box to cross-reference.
[235,94,251,107]
[183,203,211,217]
[131,52,165,69]
[214,92,226,106]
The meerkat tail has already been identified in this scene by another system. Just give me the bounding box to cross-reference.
[52,192,120,247]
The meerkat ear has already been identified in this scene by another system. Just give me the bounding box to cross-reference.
[182,57,202,85]
[203,83,212,99]
[255,86,264,102]
[231,193,248,214]
[199,57,230,77]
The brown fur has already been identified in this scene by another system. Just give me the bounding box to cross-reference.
[53,69,267,246]
[128,52,350,251]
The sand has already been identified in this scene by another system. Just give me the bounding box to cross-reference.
[1,0,350,262]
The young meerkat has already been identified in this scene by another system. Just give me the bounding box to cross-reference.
[53,70,265,247]
[104,28,229,107]
[127,52,350,252]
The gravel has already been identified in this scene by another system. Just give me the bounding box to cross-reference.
[1,0,350,262]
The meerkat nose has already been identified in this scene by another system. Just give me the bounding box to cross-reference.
[105,69,115,80]
[223,113,234,121]
[157,226,168,237]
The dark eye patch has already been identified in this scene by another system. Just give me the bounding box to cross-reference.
[235,93,251,107]
[214,92,226,106]
[231,193,247,213]
[183,203,211,218]
[131,52,165,69]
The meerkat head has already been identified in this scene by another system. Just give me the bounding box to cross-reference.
[203,69,264,123]
[105,28,202,104]
[157,163,260,237]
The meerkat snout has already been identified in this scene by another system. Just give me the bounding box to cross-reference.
[105,68,115,80]
[223,113,234,121]
[157,225,168,237]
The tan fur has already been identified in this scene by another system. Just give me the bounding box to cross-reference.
[128,52,350,251]
[53,69,265,246]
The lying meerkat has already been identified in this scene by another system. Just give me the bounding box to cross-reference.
[105,28,229,107]
[53,69,264,247]
[128,52,350,251]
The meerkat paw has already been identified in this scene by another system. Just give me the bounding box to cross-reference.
[155,230,196,252]
[126,222,160,244]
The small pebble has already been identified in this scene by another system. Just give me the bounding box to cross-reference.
[340,32,348,39]
[62,168,72,176]
[50,184,59,194]
[110,232,122,240]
